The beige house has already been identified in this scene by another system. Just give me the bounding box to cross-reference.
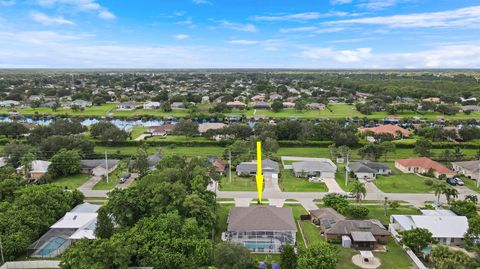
[395,157,455,178]
[17,160,51,180]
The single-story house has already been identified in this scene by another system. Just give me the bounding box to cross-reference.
[29,203,101,258]
[390,209,468,247]
[310,208,346,231]
[17,160,51,180]
[209,157,226,175]
[149,124,176,136]
[227,101,247,109]
[225,206,297,253]
[251,94,265,102]
[143,101,161,109]
[269,93,283,101]
[198,122,226,133]
[40,101,58,108]
[236,158,280,178]
[307,103,326,110]
[282,102,295,108]
[292,159,337,179]
[324,219,390,249]
[422,97,441,103]
[70,100,92,108]
[346,160,391,181]
[395,157,455,178]
[171,102,186,109]
[116,102,140,110]
[0,100,20,107]
[359,124,411,138]
[128,152,163,170]
[452,160,480,180]
[252,101,271,110]
[461,105,480,112]
[80,159,119,176]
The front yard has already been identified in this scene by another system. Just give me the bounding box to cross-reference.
[219,172,257,191]
[374,166,434,193]
[51,173,91,190]
[279,169,328,192]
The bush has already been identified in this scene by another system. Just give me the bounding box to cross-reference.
[424,178,434,186]
[346,206,369,219]
[323,193,349,213]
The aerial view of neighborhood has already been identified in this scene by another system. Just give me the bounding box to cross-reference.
[1,0,480,269]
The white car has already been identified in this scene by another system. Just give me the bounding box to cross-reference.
[454,177,465,186]
[308,177,322,183]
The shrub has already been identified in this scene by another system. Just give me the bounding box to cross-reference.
[424,178,434,186]
[346,206,369,219]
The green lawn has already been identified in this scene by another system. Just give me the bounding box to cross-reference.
[95,145,223,157]
[93,161,128,190]
[219,173,257,191]
[50,173,90,190]
[362,205,421,224]
[279,169,328,192]
[130,126,147,139]
[215,203,234,242]
[336,239,413,269]
[460,176,480,193]
[334,163,357,192]
[374,165,434,193]
[283,204,308,249]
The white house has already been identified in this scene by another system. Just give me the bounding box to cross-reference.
[143,101,161,109]
[390,209,468,247]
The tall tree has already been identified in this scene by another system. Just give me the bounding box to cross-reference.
[214,242,256,269]
[49,149,81,178]
[400,228,435,254]
[280,244,297,269]
[350,180,367,203]
[174,119,199,137]
[297,242,337,269]
[134,146,149,177]
[95,207,114,239]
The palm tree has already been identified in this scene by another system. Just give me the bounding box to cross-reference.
[432,182,446,204]
[350,180,367,203]
[443,187,459,204]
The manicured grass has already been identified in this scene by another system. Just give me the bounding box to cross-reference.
[130,126,147,139]
[93,161,128,190]
[283,204,308,249]
[335,239,413,269]
[219,173,257,191]
[95,145,223,157]
[279,169,328,192]
[300,220,324,246]
[50,173,91,190]
[361,205,421,224]
[147,135,211,142]
[374,165,434,193]
[460,176,480,193]
[334,163,357,192]
[215,203,234,242]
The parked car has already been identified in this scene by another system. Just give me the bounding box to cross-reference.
[119,173,131,184]
[308,177,322,183]
[446,177,457,186]
[345,192,356,199]
[454,177,464,186]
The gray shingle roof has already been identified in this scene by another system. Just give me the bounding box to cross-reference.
[292,161,336,173]
[236,159,279,174]
[81,160,120,170]
[325,219,389,237]
[347,160,389,173]
[452,160,480,174]
[227,206,297,231]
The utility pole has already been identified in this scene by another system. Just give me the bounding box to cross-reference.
[105,151,109,183]
[0,238,4,265]
[477,163,480,188]
[345,153,350,187]
[384,197,388,217]
[229,150,232,184]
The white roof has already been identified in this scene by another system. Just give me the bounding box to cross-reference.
[392,214,468,238]
[51,213,98,229]
[31,160,51,173]
[0,157,6,168]
[70,228,96,240]
[360,251,374,259]
[420,209,457,216]
[71,203,101,213]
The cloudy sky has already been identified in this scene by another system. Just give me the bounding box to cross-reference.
[0,0,479,68]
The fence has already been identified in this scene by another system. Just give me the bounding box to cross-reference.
[389,226,428,269]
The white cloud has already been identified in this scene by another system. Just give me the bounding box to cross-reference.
[192,0,211,4]
[174,34,189,40]
[34,0,115,20]
[302,47,373,63]
[330,0,352,4]
[215,20,258,32]
[280,26,344,33]
[31,11,74,25]
[329,0,407,10]
[329,5,480,28]
[252,12,322,22]
[0,0,15,6]
[0,31,91,45]
[228,40,260,45]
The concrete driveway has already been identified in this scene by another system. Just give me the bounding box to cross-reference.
[323,178,344,193]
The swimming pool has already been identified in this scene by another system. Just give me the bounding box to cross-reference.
[36,237,67,256]
[244,241,273,250]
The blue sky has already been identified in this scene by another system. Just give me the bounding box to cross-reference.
[0,0,479,68]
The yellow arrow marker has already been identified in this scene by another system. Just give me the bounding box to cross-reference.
[256,141,264,204]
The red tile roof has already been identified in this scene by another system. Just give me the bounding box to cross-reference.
[395,157,454,174]
[359,124,411,137]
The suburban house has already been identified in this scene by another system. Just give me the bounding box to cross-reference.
[29,203,101,258]
[16,160,51,180]
[64,100,92,108]
[251,94,265,102]
[80,159,120,176]
[198,122,226,133]
[282,102,295,108]
[224,206,297,253]
[310,208,345,231]
[395,157,455,178]
[236,159,280,179]
[359,124,411,139]
[149,124,176,136]
[269,93,282,101]
[306,103,326,110]
[209,157,226,175]
[462,105,480,112]
[452,160,480,180]
[0,100,20,107]
[390,209,468,247]
[346,160,391,181]
[324,219,390,249]
[116,101,140,110]
[226,101,247,109]
[171,102,185,109]
[291,159,337,179]
[252,101,271,110]
[422,97,441,103]
[143,101,161,109]
[128,152,163,171]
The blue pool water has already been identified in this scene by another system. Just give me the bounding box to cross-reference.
[37,237,67,256]
[244,241,272,249]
